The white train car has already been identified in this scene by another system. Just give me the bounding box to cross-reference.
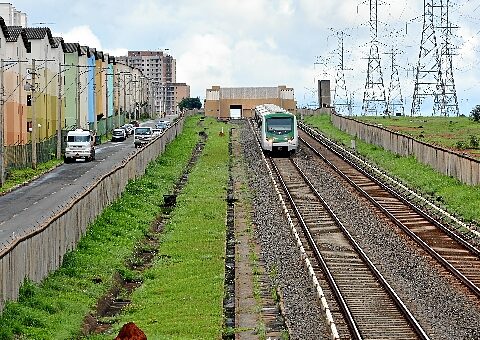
[254,104,298,154]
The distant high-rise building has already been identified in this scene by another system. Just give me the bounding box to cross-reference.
[0,3,27,27]
[172,83,190,111]
[119,50,177,115]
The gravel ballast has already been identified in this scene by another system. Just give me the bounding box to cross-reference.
[240,122,329,339]
[240,121,480,339]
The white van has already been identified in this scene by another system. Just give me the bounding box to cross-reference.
[64,129,96,162]
[133,126,153,148]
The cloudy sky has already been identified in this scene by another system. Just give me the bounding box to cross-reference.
[10,0,480,116]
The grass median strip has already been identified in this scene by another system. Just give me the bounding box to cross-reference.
[0,115,220,339]
[105,119,230,338]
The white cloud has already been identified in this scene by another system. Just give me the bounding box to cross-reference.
[27,0,477,113]
[53,25,102,49]
[176,33,234,96]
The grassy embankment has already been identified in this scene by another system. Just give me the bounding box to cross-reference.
[355,115,480,158]
[304,114,480,224]
[0,115,230,339]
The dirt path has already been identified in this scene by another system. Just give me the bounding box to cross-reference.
[230,125,287,339]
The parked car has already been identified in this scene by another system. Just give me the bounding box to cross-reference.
[133,126,153,148]
[155,120,171,130]
[111,128,127,142]
[152,128,163,138]
[120,124,133,136]
[124,123,134,135]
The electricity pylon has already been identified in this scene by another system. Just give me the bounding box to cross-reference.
[362,0,387,116]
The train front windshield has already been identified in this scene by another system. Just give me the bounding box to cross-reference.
[266,117,293,134]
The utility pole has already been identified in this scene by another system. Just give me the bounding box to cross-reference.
[123,73,127,121]
[105,68,109,130]
[133,75,138,120]
[76,63,80,127]
[362,0,387,115]
[93,83,97,133]
[116,74,120,127]
[44,48,48,138]
[0,59,4,186]
[31,59,37,169]
[56,62,62,159]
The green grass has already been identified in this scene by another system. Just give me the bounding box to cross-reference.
[355,115,480,157]
[0,115,206,339]
[103,118,230,339]
[304,114,480,224]
[0,159,63,194]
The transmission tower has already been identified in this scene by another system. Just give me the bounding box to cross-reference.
[411,0,444,116]
[362,0,387,116]
[333,31,352,115]
[385,48,405,116]
[439,0,459,116]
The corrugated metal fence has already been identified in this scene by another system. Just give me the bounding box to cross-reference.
[0,115,185,312]
[331,113,480,186]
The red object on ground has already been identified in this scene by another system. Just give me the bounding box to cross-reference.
[114,322,147,340]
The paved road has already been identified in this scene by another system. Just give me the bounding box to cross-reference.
[0,138,135,248]
[0,116,176,250]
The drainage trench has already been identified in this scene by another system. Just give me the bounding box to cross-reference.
[82,128,208,335]
[223,127,236,338]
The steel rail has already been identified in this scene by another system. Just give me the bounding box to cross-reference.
[269,158,363,340]
[299,127,480,298]
[278,156,429,339]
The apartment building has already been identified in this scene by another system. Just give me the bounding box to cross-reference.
[119,50,177,116]
[172,83,190,111]
[0,3,27,27]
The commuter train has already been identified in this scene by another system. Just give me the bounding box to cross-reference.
[254,104,298,154]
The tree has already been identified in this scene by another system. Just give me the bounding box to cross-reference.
[471,105,480,122]
[178,97,202,111]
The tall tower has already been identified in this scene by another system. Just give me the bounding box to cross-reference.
[385,48,405,116]
[411,0,444,116]
[439,0,459,116]
[362,0,387,115]
[333,31,351,115]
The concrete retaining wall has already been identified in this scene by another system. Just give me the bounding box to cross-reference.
[0,116,185,312]
[331,113,480,186]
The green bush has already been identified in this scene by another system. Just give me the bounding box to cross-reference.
[469,135,479,149]
[471,105,480,122]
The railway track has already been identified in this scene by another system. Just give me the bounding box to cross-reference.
[298,123,480,299]
[268,155,427,339]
